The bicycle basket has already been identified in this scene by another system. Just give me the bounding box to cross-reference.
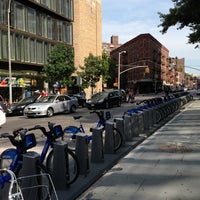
[23,133,37,150]
[105,111,111,120]
[53,125,63,138]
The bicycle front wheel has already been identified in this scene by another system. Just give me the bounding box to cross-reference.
[46,149,80,185]
[17,163,53,200]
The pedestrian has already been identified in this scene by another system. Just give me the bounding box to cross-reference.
[41,89,47,96]
[127,88,134,103]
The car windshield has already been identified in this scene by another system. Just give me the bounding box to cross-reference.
[92,92,108,99]
[19,97,36,104]
[36,96,55,103]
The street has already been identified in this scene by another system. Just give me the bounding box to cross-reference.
[0,102,137,154]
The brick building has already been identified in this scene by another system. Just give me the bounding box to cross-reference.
[102,35,121,54]
[110,33,169,93]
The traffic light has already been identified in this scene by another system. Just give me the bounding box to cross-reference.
[145,66,150,73]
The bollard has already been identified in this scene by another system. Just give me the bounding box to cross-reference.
[115,117,125,146]
[18,152,41,199]
[123,115,133,141]
[130,113,139,137]
[91,127,104,163]
[53,141,69,189]
[137,111,144,134]
[143,109,150,131]
[104,121,115,154]
[148,108,153,128]
[75,133,89,175]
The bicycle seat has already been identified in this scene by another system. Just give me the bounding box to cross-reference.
[73,116,82,120]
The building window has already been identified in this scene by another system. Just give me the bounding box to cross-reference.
[1,31,8,59]
[36,40,43,64]
[15,2,25,30]
[24,37,30,62]
[27,7,36,34]
[0,0,7,25]
[30,39,36,63]
[47,16,52,39]
[15,34,22,61]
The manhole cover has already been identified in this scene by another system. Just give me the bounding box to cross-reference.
[159,144,193,153]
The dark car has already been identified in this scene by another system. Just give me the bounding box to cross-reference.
[72,94,86,107]
[113,89,126,103]
[86,91,121,109]
[7,96,38,116]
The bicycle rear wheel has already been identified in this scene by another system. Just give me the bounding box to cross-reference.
[113,127,123,152]
[46,148,80,185]
[103,127,122,152]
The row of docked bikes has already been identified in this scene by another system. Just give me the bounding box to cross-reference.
[0,110,123,200]
[0,91,193,199]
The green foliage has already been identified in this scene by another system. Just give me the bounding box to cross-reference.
[43,43,75,87]
[101,50,110,84]
[78,53,102,89]
[158,0,200,47]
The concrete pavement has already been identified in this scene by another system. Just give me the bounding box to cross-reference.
[77,99,200,200]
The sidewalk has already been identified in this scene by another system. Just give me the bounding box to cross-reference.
[78,100,200,200]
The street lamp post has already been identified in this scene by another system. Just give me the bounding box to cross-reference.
[118,51,126,89]
[8,0,12,104]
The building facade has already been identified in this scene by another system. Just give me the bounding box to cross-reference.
[73,0,102,98]
[0,0,102,101]
[0,0,73,102]
[110,33,169,93]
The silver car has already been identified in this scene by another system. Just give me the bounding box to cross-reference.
[24,94,78,117]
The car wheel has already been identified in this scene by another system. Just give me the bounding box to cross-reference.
[117,100,121,107]
[70,105,76,113]
[47,108,54,117]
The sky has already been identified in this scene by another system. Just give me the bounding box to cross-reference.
[102,0,200,75]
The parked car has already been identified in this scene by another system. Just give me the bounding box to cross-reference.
[196,88,200,95]
[6,96,38,116]
[0,106,6,127]
[72,94,86,107]
[24,94,78,117]
[0,95,7,113]
[113,89,126,103]
[86,91,121,109]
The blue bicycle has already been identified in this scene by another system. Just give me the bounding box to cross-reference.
[0,122,79,192]
[63,110,123,152]
[0,127,52,199]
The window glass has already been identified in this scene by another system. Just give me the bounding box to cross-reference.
[24,37,29,62]
[47,16,52,39]
[2,31,8,59]
[27,7,36,33]
[30,39,36,63]
[0,0,7,24]
[15,2,25,30]
[15,34,22,61]
[36,40,43,64]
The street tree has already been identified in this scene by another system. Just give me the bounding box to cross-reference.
[78,53,102,92]
[43,43,75,88]
[101,50,110,86]
[158,0,200,47]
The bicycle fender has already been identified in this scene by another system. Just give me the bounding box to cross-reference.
[1,148,17,160]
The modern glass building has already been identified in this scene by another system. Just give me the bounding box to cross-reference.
[0,0,73,101]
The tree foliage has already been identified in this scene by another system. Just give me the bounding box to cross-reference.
[78,53,102,89]
[158,0,200,47]
[101,50,110,84]
[43,43,75,87]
